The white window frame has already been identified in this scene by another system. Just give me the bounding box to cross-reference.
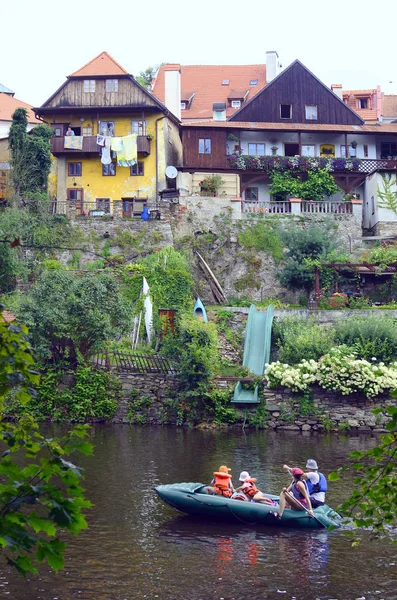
[199,138,211,154]
[302,145,316,157]
[83,80,95,93]
[231,100,241,108]
[181,102,186,110]
[106,79,118,92]
[130,120,148,135]
[248,143,265,156]
[305,105,318,120]
[340,145,357,158]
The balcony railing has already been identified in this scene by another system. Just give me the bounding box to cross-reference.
[242,200,354,215]
[50,135,151,155]
[227,155,397,174]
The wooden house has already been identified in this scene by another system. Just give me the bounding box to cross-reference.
[179,60,397,232]
[34,52,182,217]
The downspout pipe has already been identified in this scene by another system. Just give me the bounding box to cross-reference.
[155,116,166,205]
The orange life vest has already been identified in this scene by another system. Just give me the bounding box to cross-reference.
[242,478,259,498]
[213,471,233,497]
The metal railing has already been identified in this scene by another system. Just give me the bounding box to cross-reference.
[94,350,175,374]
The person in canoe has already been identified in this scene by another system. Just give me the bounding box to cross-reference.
[236,471,275,505]
[283,459,327,508]
[206,465,234,497]
[271,467,313,519]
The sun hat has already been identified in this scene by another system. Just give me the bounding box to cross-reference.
[218,465,231,473]
[306,459,318,470]
[291,467,304,478]
[239,471,250,482]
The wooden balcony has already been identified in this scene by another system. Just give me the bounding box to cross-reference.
[226,155,397,175]
[50,135,152,156]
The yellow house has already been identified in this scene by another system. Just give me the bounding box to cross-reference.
[34,52,182,217]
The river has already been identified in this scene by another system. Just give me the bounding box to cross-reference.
[0,426,396,600]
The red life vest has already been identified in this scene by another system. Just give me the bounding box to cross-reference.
[213,472,233,497]
[241,478,259,498]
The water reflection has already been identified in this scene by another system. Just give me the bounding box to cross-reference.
[0,425,395,600]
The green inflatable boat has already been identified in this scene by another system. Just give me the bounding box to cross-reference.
[155,482,342,529]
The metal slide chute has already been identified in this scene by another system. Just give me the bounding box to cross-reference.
[232,304,274,403]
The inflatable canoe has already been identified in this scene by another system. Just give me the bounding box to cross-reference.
[155,482,342,529]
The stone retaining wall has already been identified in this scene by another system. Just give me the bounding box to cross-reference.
[113,371,393,431]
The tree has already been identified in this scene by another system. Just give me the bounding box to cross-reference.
[0,315,93,575]
[9,108,53,203]
[277,222,341,295]
[329,404,397,544]
[299,169,342,201]
[377,173,397,214]
[20,271,132,366]
[136,66,156,89]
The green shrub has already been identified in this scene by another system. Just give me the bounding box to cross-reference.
[334,316,397,363]
[238,222,283,261]
[273,317,334,364]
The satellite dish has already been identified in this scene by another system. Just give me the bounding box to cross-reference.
[166,165,178,179]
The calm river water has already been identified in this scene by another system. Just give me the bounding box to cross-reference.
[0,426,396,600]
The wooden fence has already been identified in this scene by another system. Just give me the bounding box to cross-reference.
[94,350,175,374]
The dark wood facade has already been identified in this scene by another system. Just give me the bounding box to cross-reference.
[229,61,363,125]
[182,128,227,169]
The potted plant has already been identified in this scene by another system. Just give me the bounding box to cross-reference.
[270,138,279,156]
[199,174,225,197]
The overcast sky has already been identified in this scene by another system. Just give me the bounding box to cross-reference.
[3,0,397,107]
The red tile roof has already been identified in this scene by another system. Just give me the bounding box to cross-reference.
[69,51,129,77]
[152,64,267,120]
[181,120,397,133]
[0,93,40,124]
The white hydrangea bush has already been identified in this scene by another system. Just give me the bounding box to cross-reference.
[265,347,397,399]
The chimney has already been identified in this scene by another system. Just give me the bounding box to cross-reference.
[266,51,281,83]
[164,64,181,120]
[331,84,343,100]
[376,85,382,121]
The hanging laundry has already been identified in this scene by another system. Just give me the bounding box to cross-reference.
[110,137,123,152]
[96,134,105,147]
[122,134,137,162]
[116,145,136,167]
[100,137,112,165]
[64,135,83,150]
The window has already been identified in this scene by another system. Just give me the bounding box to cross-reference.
[96,198,110,213]
[245,188,258,201]
[248,143,265,156]
[102,162,116,176]
[341,145,357,158]
[214,111,225,121]
[68,162,82,176]
[250,79,258,86]
[381,142,397,159]
[67,188,83,201]
[231,100,241,108]
[199,139,211,154]
[130,120,148,135]
[302,145,316,157]
[106,79,118,92]
[82,127,93,136]
[181,102,186,110]
[280,104,292,119]
[305,105,318,120]
[358,98,368,109]
[99,121,115,136]
[364,144,368,157]
[130,162,144,176]
[83,80,95,93]
[54,127,62,137]
[222,79,229,85]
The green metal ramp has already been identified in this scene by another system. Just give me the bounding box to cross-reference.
[232,304,274,404]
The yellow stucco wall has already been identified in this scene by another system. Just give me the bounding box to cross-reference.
[54,113,163,206]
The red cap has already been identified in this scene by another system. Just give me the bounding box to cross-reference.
[291,467,304,477]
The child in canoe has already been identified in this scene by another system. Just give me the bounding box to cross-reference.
[236,471,275,505]
[206,465,235,497]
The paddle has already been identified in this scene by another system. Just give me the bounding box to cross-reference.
[284,490,326,529]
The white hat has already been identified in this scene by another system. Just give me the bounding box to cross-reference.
[306,459,318,470]
[239,471,250,482]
